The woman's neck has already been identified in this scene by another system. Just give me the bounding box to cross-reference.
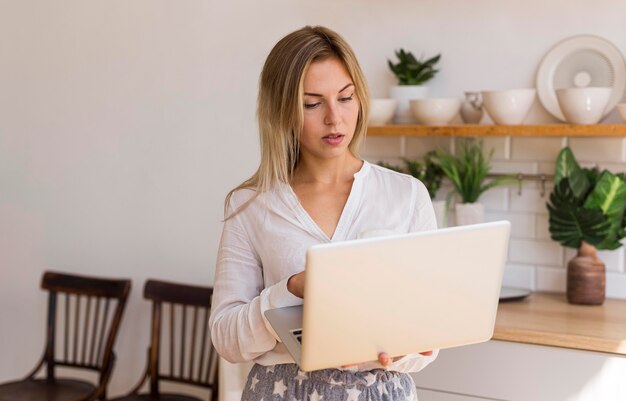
[292,154,363,185]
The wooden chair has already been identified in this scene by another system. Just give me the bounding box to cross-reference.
[109,279,218,401]
[0,270,131,401]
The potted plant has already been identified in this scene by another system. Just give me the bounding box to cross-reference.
[547,147,626,305]
[434,139,511,226]
[378,151,446,226]
[388,49,441,124]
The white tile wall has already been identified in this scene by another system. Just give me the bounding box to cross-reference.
[378,134,626,300]
[606,273,626,299]
[597,162,626,174]
[508,239,563,266]
[503,263,536,290]
[535,214,551,240]
[509,187,552,214]
[405,137,453,159]
[360,136,402,158]
[478,187,509,212]
[490,161,538,175]
[485,212,535,239]
[535,266,567,293]
[511,137,565,161]
[538,161,557,175]
[568,137,626,163]
[481,137,509,160]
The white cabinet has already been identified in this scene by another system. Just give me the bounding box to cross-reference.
[411,340,626,401]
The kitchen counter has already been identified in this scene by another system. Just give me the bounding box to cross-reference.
[493,292,626,355]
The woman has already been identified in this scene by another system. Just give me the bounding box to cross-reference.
[209,26,438,401]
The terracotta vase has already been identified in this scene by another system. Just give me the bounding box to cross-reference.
[566,241,605,305]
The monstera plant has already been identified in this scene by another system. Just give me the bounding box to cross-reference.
[547,147,626,305]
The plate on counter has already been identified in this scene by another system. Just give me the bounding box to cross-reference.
[499,286,531,302]
[536,35,626,122]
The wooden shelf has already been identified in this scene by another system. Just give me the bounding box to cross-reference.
[367,124,626,137]
[493,292,626,355]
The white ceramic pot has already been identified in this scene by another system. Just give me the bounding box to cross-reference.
[455,202,484,226]
[410,98,461,126]
[555,87,612,125]
[389,85,429,124]
[482,89,536,125]
[432,200,448,228]
[368,99,397,125]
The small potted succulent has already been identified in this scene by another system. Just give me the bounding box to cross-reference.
[434,139,512,226]
[388,49,441,124]
[547,147,626,305]
[378,151,446,226]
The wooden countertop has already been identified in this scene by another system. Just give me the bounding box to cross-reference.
[493,292,626,355]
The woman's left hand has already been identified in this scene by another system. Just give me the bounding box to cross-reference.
[377,351,433,366]
[341,350,433,369]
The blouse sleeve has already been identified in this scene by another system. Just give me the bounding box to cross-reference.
[209,194,303,363]
[409,178,438,232]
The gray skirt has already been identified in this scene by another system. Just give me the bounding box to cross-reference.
[241,363,417,401]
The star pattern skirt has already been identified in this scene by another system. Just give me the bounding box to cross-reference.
[241,363,418,401]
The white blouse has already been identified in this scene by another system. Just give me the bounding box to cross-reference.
[209,161,439,372]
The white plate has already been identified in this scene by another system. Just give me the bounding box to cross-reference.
[536,35,626,122]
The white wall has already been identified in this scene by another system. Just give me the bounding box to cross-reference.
[2,0,626,396]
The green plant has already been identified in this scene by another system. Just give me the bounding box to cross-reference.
[434,140,511,204]
[377,151,444,199]
[547,147,626,250]
[387,49,441,86]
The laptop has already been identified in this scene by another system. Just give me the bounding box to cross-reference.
[264,220,511,372]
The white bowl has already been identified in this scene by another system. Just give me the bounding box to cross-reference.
[555,87,611,125]
[481,89,536,125]
[409,98,461,126]
[368,98,397,125]
[618,103,626,122]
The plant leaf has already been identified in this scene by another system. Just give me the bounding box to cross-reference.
[547,179,612,248]
[554,147,589,198]
[583,170,626,249]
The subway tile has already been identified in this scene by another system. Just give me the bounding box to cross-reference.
[405,137,452,159]
[535,266,566,293]
[606,272,626,300]
[509,186,552,213]
[508,239,563,266]
[360,136,402,158]
[596,247,624,273]
[432,182,454,202]
[479,187,509,212]
[535,214,551,240]
[596,162,626,174]
[510,137,564,161]
[485,212,535,239]
[538,162,557,176]
[490,161,538,175]
[503,263,536,290]
[482,137,509,160]
[568,137,626,163]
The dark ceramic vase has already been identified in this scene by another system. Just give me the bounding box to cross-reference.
[567,241,606,305]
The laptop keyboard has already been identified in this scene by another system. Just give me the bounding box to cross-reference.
[291,328,303,344]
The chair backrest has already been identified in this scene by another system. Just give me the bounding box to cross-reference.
[41,271,131,382]
[143,279,218,398]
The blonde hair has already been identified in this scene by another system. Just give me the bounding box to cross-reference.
[225,25,370,216]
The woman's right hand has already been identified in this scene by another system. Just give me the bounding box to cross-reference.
[287,271,305,298]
